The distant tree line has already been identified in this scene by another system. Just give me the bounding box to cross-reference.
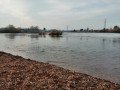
[0,25,21,33]
[98,26,120,33]
[0,25,41,33]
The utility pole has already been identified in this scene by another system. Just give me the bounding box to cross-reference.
[104,18,106,30]
[66,25,68,31]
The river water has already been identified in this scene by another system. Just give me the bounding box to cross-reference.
[0,33,120,83]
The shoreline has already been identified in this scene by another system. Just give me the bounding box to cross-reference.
[0,51,119,89]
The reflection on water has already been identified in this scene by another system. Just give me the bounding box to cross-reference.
[5,33,19,39]
[0,33,120,83]
[50,36,62,40]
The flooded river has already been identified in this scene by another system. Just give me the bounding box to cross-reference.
[0,33,120,83]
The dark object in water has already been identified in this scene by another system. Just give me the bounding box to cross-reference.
[49,30,62,36]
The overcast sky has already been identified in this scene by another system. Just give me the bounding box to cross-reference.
[0,0,120,30]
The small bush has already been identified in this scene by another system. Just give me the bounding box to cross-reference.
[49,29,62,36]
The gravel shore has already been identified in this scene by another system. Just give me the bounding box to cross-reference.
[0,51,120,90]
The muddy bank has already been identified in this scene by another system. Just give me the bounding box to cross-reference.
[0,51,119,90]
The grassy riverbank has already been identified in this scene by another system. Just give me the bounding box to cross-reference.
[0,51,119,89]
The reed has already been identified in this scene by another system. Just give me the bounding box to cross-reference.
[39,30,46,35]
